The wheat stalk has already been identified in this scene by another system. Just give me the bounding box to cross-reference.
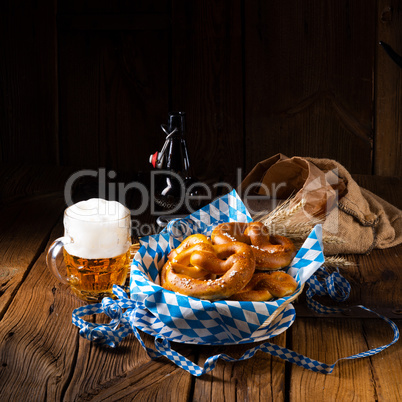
[255,198,307,226]
[323,256,356,268]
[255,196,346,248]
[322,235,345,244]
[256,197,317,239]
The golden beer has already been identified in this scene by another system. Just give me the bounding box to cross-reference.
[64,249,131,302]
[47,199,132,302]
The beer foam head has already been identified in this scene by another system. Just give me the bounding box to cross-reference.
[64,199,131,259]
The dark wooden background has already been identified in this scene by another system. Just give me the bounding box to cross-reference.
[1,0,402,186]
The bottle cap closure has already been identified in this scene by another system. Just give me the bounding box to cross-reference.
[149,152,159,168]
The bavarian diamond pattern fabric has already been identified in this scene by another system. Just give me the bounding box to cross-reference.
[287,224,325,284]
[129,190,324,346]
[72,189,399,376]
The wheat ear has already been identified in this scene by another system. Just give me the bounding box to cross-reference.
[323,256,356,268]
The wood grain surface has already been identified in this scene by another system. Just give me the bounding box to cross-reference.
[376,0,402,176]
[2,1,402,179]
[171,0,244,184]
[244,0,375,174]
[0,0,59,165]
[290,317,401,401]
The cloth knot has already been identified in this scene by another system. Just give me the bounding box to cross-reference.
[306,267,350,301]
[325,269,351,302]
[102,297,123,325]
[79,324,118,347]
[305,267,351,314]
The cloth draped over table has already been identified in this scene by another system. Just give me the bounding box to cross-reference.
[238,153,402,255]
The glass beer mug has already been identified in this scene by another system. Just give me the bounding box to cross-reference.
[47,198,132,302]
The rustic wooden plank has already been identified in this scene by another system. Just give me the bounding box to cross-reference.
[58,14,170,31]
[193,334,287,401]
[72,353,193,401]
[0,164,77,204]
[0,194,65,317]
[171,0,244,185]
[375,0,402,177]
[295,244,402,319]
[289,317,401,401]
[58,0,169,14]
[0,1,58,165]
[245,0,375,175]
[352,245,401,312]
[362,318,402,401]
[58,27,169,174]
[295,175,401,319]
[62,332,195,401]
[353,174,402,209]
[0,223,83,401]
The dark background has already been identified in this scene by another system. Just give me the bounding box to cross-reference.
[1,0,401,188]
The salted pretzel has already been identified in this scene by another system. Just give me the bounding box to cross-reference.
[167,234,212,263]
[230,271,298,302]
[161,235,215,283]
[211,221,296,270]
[161,238,256,301]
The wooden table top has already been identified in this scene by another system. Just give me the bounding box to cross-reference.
[0,166,401,401]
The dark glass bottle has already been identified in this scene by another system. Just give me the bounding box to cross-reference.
[150,112,205,213]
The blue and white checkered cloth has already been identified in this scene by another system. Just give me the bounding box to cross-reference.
[72,189,399,376]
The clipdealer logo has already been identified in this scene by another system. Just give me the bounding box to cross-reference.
[63,167,341,236]
[64,168,245,215]
[63,168,241,236]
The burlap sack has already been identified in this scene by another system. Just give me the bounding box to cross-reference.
[238,154,402,255]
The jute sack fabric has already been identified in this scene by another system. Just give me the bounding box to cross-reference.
[239,154,402,255]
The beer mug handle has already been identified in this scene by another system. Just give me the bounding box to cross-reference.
[46,237,70,285]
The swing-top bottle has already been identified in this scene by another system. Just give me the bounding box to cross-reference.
[150,112,204,213]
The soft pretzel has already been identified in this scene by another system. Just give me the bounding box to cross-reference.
[162,241,256,300]
[167,234,212,263]
[211,222,296,270]
[161,234,214,287]
[230,271,298,301]
[211,222,250,245]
